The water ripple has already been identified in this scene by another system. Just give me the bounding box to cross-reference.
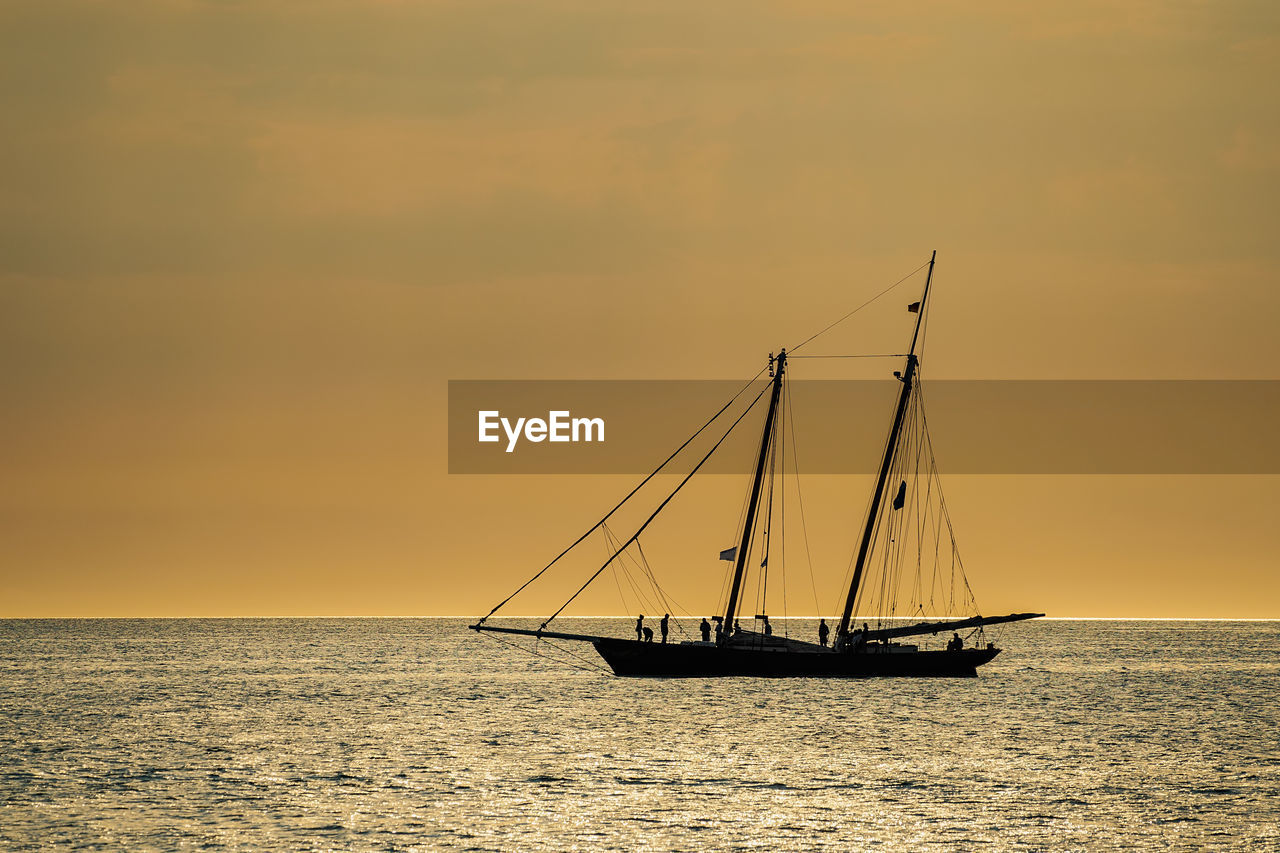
[1,618,1277,851]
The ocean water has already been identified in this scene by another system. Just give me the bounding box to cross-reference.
[1,619,1277,851]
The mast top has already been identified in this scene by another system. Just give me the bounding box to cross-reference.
[906,250,936,358]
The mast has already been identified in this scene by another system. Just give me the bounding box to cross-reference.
[722,348,785,637]
[837,251,936,638]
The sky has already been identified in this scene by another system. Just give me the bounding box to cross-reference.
[2,0,1278,617]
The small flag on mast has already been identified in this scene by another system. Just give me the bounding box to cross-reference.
[907,302,921,313]
[719,547,737,561]
[892,480,907,510]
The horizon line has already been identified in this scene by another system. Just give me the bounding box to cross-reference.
[2,615,1278,622]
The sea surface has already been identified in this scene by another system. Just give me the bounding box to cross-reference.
[1,618,1277,851]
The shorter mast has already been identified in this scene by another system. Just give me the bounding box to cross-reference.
[837,251,935,639]
[722,349,786,636]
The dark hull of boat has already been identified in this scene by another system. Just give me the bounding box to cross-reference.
[592,639,999,678]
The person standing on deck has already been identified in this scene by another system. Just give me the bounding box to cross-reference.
[699,618,711,642]
[818,619,830,647]
[635,615,644,641]
[660,614,670,644]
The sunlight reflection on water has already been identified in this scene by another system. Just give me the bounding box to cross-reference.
[1,618,1277,850]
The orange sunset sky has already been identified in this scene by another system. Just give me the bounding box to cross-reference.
[2,1,1278,617]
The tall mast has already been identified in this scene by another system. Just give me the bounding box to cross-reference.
[837,251,936,638]
[722,348,785,637]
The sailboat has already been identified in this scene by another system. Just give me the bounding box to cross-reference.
[471,252,1043,677]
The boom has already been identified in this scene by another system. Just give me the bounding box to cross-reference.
[855,612,1046,644]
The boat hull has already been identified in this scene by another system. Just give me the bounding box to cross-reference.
[592,639,999,678]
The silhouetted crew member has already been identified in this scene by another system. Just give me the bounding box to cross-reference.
[734,619,742,634]
[635,615,644,641]
[948,632,963,652]
[660,614,670,644]
[642,626,654,642]
[763,616,772,636]
[818,619,830,647]
[699,618,711,642]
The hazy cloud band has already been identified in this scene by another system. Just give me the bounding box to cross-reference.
[449,380,1280,474]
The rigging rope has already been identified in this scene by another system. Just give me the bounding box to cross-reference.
[633,538,693,634]
[603,524,659,618]
[789,260,931,354]
[916,377,979,615]
[784,386,823,618]
[842,371,908,620]
[479,630,608,675]
[847,370,983,627]
[788,354,907,359]
[541,379,774,627]
[756,410,778,620]
[477,365,769,624]
[778,380,789,637]
[541,637,614,674]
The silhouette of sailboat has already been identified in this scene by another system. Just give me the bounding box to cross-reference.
[472,252,1042,677]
